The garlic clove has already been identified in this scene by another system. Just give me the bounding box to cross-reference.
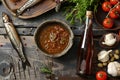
[107,62,118,77]
[102,33,117,46]
[99,33,120,49]
[107,61,120,77]
[98,50,112,62]
[102,38,116,46]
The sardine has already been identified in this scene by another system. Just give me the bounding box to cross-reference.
[17,0,42,15]
[2,12,30,70]
[55,0,63,12]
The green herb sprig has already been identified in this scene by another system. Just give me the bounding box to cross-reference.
[40,66,52,74]
[65,0,101,24]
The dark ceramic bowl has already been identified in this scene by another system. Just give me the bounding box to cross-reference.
[94,2,120,30]
[99,33,120,49]
[34,19,74,57]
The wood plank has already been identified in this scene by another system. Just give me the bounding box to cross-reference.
[2,0,57,19]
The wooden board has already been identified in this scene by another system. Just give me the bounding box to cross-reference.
[2,0,57,19]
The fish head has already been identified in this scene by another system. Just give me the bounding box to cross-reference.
[2,12,10,23]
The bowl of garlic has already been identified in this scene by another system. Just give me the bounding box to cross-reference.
[99,33,120,49]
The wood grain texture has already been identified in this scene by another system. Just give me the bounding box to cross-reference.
[2,0,57,19]
[1,1,120,80]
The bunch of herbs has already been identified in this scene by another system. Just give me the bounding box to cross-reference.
[65,0,101,24]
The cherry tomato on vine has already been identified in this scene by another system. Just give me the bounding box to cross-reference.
[102,1,112,12]
[110,0,119,5]
[109,8,119,19]
[96,71,107,80]
[116,4,120,13]
[103,18,114,29]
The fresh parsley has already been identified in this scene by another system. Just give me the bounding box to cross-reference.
[65,0,101,24]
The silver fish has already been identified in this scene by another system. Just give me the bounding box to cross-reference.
[55,0,63,12]
[17,0,42,15]
[2,12,30,69]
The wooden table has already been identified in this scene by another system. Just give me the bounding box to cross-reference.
[0,2,119,80]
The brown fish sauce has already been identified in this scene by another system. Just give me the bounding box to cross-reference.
[39,24,70,54]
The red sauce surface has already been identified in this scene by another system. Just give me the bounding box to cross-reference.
[39,24,70,54]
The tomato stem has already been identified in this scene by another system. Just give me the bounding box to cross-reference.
[106,2,120,18]
[99,73,103,77]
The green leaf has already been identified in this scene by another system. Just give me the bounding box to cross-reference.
[64,0,101,24]
[40,66,52,74]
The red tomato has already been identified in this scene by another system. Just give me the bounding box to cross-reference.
[103,18,114,29]
[102,1,112,12]
[109,8,119,19]
[116,4,120,13]
[96,71,107,80]
[110,0,119,5]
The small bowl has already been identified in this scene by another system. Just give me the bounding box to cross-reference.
[94,3,120,30]
[34,19,74,58]
[99,33,120,49]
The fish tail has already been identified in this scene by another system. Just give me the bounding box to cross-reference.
[22,59,31,70]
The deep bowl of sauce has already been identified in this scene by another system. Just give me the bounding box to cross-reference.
[34,20,74,57]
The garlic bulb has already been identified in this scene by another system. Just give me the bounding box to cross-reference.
[98,50,112,62]
[107,61,120,77]
[102,33,116,46]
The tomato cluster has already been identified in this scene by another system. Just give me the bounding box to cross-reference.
[102,0,120,29]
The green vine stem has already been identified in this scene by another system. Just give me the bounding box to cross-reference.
[106,2,120,18]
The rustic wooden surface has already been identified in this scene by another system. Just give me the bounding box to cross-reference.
[0,2,119,80]
[0,2,82,80]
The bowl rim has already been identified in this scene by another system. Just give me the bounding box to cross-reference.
[34,19,74,58]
